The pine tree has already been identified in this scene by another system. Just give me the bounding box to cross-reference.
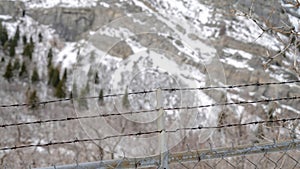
[19,61,28,78]
[28,89,39,109]
[48,66,60,87]
[23,43,34,60]
[13,58,20,71]
[3,60,13,81]
[122,87,130,109]
[9,40,16,57]
[38,32,43,43]
[47,48,53,68]
[62,68,67,82]
[98,89,104,106]
[22,35,27,45]
[30,36,34,45]
[31,67,39,83]
[9,43,16,57]
[94,72,99,84]
[69,91,73,103]
[14,25,20,44]
[54,80,66,98]
[0,23,8,46]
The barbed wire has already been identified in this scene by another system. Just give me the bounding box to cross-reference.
[0,116,299,151]
[0,80,299,108]
[160,80,300,92]
[1,95,300,128]
[0,96,300,128]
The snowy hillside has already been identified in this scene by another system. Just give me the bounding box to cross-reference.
[0,0,299,168]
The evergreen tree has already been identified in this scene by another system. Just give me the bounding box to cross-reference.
[47,48,53,68]
[54,80,66,98]
[22,35,27,45]
[69,91,73,103]
[62,68,67,82]
[31,67,39,83]
[19,61,28,78]
[13,58,20,71]
[14,25,20,44]
[98,89,104,106]
[48,66,60,87]
[3,60,13,81]
[122,87,130,109]
[30,36,34,45]
[9,40,16,57]
[0,23,8,46]
[94,72,99,84]
[38,32,43,43]
[23,43,34,60]
[28,89,39,109]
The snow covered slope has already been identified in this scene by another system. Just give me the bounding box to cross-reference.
[0,0,300,168]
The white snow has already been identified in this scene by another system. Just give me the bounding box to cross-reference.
[153,0,212,24]
[281,104,300,114]
[56,42,78,68]
[223,48,253,60]
[132,0,153,12]
[98,27,135,40]
[125,38,147,53]
[221,57,254,71]
[19,0,98,8]
[99,2,110,8]
[226,16,282,51]
[0,15,12,20]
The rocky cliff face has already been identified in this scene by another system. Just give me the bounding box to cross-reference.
[27,2,142,41]
[0,1,25,18]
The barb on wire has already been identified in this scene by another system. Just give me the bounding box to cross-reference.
[0,80,299,108]
[1,95,300,128]
[1,116,299,151]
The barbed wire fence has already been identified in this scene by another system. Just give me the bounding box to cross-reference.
[0,80,299,168]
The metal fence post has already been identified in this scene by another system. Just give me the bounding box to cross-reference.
[156,88,169,169]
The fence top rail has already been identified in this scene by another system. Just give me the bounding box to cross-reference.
[33,139,300,169]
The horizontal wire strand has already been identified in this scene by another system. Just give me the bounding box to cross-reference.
[0,116,299,151]
[0,80,299,108]
[1,95,300,128]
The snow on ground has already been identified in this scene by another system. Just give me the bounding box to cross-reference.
[221,57,254,71]
[132,0,153,12]
[125,38,147,53]
[281,104,300,114]
[98,27,135,40]
[223,48,253,60]
[226,16,282,51]
[99,1,110,8]
[18,0,98,8]
[222,48,255,71]
[56,42,78,68]
[268,69,290,82]
[153,0,212,24]
[0,15,12,20]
